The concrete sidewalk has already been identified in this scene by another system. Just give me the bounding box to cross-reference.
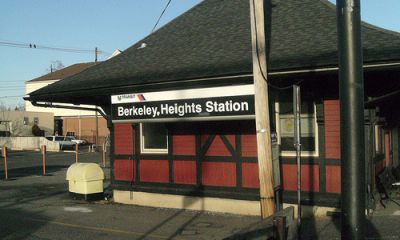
[1,152,399,239]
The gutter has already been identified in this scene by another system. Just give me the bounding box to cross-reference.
[30,101,108,120]
[270,62,400,76]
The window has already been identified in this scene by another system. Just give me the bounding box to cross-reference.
[275,101,318,156]
[55,136,64,141]
[34,117,39,125]
[140,123,168,154]
[23,117,29,125]
[375,125,384,154]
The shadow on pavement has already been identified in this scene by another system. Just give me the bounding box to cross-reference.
[297,215,382,239]
[0,182,64,239]
[0,165,69,179]
[0,207,50,239]
[224,226,274,240]
[136,189,205,240]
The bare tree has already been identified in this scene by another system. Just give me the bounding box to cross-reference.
[46,60,65,73]
[14,102,26,111]
[0,101,7,111]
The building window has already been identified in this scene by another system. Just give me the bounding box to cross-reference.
[34,117,39,125]
[275,101,318,157]
[23,117,29,125]
[375,125,384,154]
[140,123,168,154]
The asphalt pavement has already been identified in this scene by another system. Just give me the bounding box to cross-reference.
[1,151,400,239]
[0,151,271,240]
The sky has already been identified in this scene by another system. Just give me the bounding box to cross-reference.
[0,0,399,108]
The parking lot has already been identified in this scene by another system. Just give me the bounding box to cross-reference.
[0,150,272,240]
[0,149,107,178]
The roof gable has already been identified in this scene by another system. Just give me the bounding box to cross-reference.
[28,62,99,83]
[28,0,400,103]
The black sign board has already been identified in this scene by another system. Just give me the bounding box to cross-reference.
[111,95,255,122]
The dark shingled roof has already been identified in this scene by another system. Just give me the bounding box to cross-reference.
[28,0,400,104]
[27,62,99,82]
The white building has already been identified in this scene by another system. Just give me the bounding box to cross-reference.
[25,62,108,143]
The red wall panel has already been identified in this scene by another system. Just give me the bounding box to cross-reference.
[204,136,232,156]
[242,162,260,188]
[225,134,236,149]
[326,166,342,193]
[114,124,134,155]
[202,162,236,187]
[282,164,320,192]
[173,135,196,155]
[324,100,341,159]
[242,134,257,157]
[326,165,341,193]
[114,159,135,181]
[140,160,169,183]
[173,160,197,184]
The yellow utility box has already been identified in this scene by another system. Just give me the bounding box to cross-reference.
[66,163,104,200]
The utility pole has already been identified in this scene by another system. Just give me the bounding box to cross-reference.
[250,0,276,218]
[337,0,365,239]
[95,47,98,62]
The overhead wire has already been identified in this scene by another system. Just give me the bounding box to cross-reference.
[0,40,109,55]
[151,0,172,33]
[251,0,304,91]
[0,95,25,99]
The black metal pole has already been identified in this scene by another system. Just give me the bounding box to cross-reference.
[336,0,366,239]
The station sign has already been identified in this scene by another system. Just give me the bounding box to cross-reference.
[111,84,255,122]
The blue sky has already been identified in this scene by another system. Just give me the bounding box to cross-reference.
[0,0,399,108]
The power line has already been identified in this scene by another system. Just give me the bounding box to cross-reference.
[0,83,24,86]
[0,95,25,99]
[251,0,304,91]
[0,40,110,55]
[151,0,172,33]
[0,88,25,90]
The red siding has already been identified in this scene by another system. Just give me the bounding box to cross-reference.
[324,100,341,159]
[204,136,231,156]
[282,164,320,192]
[173,160,197,184]
[242,134,258,157]
[326,166,341,193]
[114,159,135,181]
[173,135,196,155]
[202,162,236,187]
[225,134,236,149]
[201,134,210,146]
[114,124,134,155]
[242,162,260,188]
[140,160,169,183]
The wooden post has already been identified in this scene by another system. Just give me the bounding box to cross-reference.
[42,145,47,175]
[75,143,79,163]
[250,0,276,218]
[3,145,8,180]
